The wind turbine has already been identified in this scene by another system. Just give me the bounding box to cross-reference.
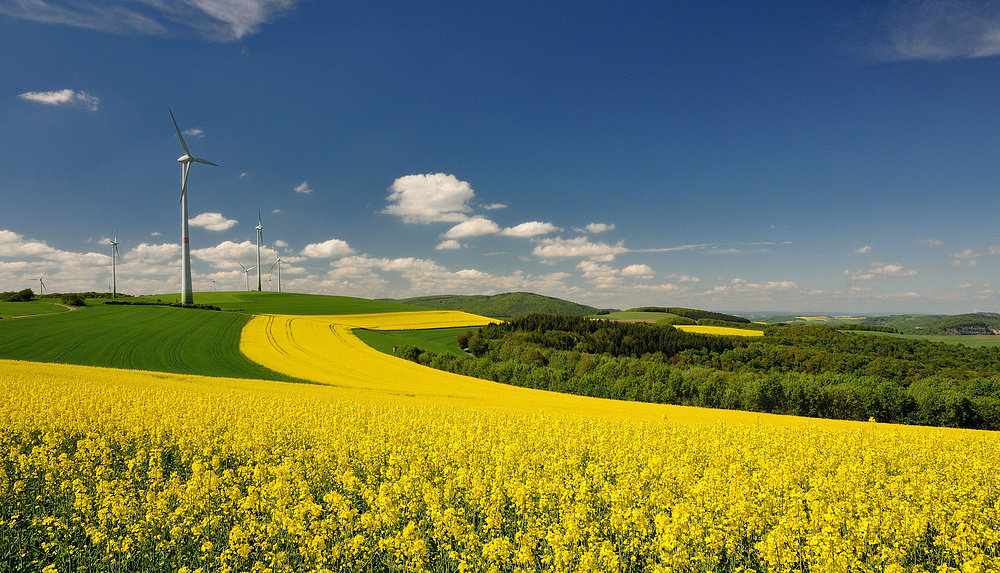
[255,211,263,291]
[268,245,283,293]
[237,262,255,292]
[110,231,119,298]
[36,277,45,295]
[170,109,217,305]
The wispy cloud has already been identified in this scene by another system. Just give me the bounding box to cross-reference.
[18,89,99,111]
[294,181,313,194]
[871,0,1000,61]
[854,245,872,254]
[0,0,296,42]
[844,262,918,280]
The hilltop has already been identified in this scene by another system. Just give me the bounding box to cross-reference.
[388,292,608,318]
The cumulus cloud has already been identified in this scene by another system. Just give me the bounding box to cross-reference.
[301,238,354,258]
[621,264,655,278]
[844,262,918,280]
[443,217,501,239]
[584,223,615,234]
[871,0,1000,61]
[191,240,257,267]
[18,89,99,111]
[532,236,630,261]
[854,245,872,254]
[436,239,462,250]
[500,221,561,238]
[0,0,295,42]
[189,212,238,231]
[384,173,475,224]
[125,242,179,264]
[294,181,313,194]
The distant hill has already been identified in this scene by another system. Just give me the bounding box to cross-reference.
[861,313,1000,335]
[389,292,606,318]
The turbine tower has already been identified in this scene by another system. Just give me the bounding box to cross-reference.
[255,211,263,291]
[170,109,217,305]
[237,262,255,291]
[37,277,45,295]
[110,231,119,298]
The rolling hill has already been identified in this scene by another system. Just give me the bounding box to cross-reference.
[389,292,608,318]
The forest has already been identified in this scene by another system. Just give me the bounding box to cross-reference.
[398,315,1000,430]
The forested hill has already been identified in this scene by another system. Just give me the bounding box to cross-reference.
[389,293,606,318]
[862,313,1000,335]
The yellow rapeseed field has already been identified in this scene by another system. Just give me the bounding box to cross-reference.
[673,325,764,337]
[3,310,1000,572]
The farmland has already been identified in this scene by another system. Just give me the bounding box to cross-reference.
[4,293,1000,572]
[0,302,297,381]
[0,300,70,317]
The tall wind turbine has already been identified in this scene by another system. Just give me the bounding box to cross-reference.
[110,231,119,298]
[237,262,255,291]
[255,211,263,291]
[170,109,217,305]
[37,277,45,295]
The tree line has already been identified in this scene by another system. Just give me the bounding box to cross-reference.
[399,317,1000,430]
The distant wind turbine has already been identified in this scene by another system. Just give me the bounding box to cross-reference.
[237,262,255,292]
[37,277,45,295]
[170,109,217,305]
[110,231,119,298]
[268,245,283,293]
[255,211,263,291]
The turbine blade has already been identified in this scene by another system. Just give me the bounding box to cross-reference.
[169,109,191,156]
[237,261,247,271]
[193,157,218,167]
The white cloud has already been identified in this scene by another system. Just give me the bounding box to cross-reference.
[301,238,354,258]
[436,240,462,250]
[919,239,943,247]
[0,0,295,42]
[18,89,99,111]
[950,248,981,267]
[294,181,313,194]
[482,203,507,210]
[383,173,475,224]
[844,262,918,280]
[125,242,179,265]
[621,264,655,278]
[874,0,1000,61]
[189,212,238,231]
[854,245,871,254]
[443,217,501,239]
[501,221,561,238]
[191,240,257,268]
[584,223,615,234]
[532,236,630,261]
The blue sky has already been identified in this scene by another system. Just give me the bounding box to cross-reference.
[3,1,1000,313]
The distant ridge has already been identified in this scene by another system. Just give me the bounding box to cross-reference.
[389,292,607,319]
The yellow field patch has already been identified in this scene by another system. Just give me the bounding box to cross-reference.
[674,324,765,336]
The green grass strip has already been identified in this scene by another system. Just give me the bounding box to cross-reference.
[0,304,300,381]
